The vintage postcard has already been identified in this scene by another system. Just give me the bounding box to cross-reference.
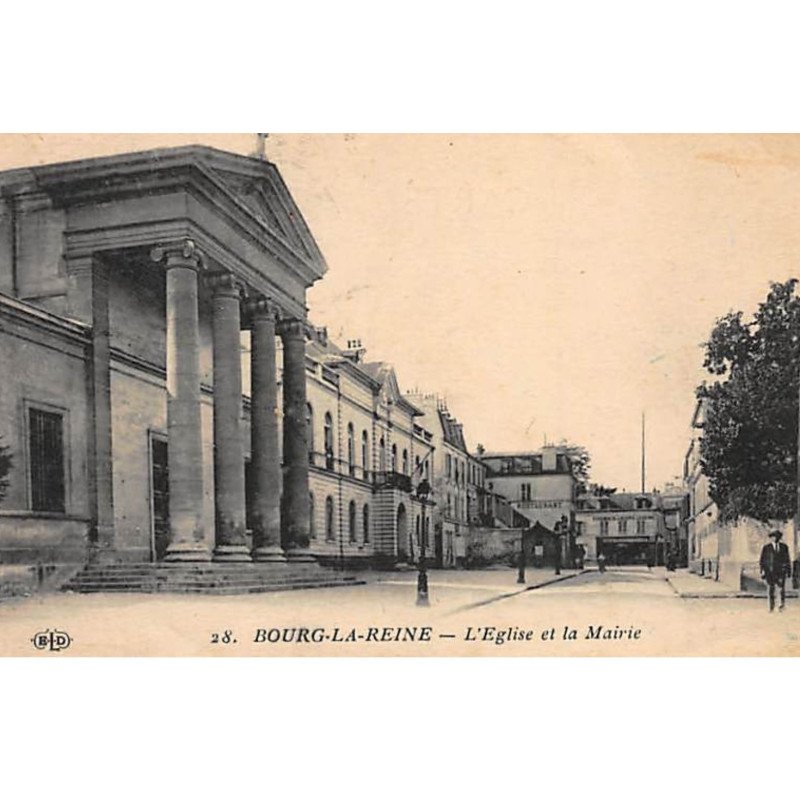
[1,132,799,656]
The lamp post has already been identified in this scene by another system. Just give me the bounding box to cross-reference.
[554,514,568,575]
[416,478,431,606]
[517,527,527,584]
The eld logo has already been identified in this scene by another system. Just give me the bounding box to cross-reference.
[31,629,72,652]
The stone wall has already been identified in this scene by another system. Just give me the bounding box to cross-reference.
[690,516,796,590]
[464,527,520,567]
[0,298,91,563]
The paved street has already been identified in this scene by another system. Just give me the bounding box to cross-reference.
[0,566,797,656]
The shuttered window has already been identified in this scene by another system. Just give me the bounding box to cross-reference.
[29,408,65,513]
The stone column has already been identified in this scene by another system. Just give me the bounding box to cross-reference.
[154,240,210,561]
[209,272,250,562]
[279,318,314,561]
[66,253,115,557]
[248,298,285,562]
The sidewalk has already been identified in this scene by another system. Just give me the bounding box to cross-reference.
[373,566,584,593]
[665,568,799,599]
[373,567,586,612]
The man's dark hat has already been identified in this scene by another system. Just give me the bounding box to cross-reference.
[769,530,783,539]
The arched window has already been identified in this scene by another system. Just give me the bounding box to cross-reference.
[361,430,370,480]
[348,500,357,542]
[391,443,398,472]
[379,437,386,472]
[325,496,335,541]
[306,404,314,464]
[347,423,355,476]
[363,504,370,543]
[309,493,316,538]
[402,449,409,475]
[324,412,334,470]
[415,455,420,474]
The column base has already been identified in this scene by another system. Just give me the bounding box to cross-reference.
[284,549,317,564]
[213,544,253,563]
[252,545,287,563]
[165,543,212,562]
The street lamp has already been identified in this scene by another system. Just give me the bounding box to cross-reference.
[517,527,528,584]
[416,478,431,606]
[554,514,568,575]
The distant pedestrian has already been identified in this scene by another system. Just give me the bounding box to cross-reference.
[759,530,791,612]
[597,552,606,573]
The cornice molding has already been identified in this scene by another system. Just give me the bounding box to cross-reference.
[0,291,89,343]
[29,147,327,287]
[63,221,306,320]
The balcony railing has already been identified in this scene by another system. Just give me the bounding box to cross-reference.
[373,471,413,493]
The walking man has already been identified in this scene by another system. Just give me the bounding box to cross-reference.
[759,530,791,612]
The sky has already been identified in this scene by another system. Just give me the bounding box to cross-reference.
[2,133,800,492]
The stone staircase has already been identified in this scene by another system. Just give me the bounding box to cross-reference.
[62,561,366,595]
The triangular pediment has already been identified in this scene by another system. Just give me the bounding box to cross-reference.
[214,169,307,251]
[194,149,327,273]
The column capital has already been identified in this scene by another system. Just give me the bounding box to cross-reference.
[277,317,310,340]
[150,238,204,272]
[205,270,246,299]
[244,295,280,325]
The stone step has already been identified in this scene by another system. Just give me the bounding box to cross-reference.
[67,569,333,581]
[66,568,330,578]
[62,562,363,595]
[64,578,364,592]
[66,579,364,595]
[74,563,327,572]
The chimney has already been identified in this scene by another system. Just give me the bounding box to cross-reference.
[343,338,366,363]
[542,445,557,472]
[314,326,328,346]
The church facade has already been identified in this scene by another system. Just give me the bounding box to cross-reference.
[0,145,344,567]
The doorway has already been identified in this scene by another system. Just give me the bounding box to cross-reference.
[396,504,408,561]
[150,434,169,561]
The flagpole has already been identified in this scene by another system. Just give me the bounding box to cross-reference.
[641,411,646,494]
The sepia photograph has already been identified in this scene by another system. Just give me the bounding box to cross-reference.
[8,7,800,800]
[0,132,799,656]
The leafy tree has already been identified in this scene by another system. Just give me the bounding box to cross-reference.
[698,279,800,522]
[0,437,12,503]
[557,440,591,491]
[590,484,618,497]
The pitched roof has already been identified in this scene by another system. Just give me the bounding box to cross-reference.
[481,452,573,476]
[577,492,661,511]
[438,410,467,451]
[305,337,423,416]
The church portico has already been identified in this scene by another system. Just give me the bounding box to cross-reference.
[0,146,328,572]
